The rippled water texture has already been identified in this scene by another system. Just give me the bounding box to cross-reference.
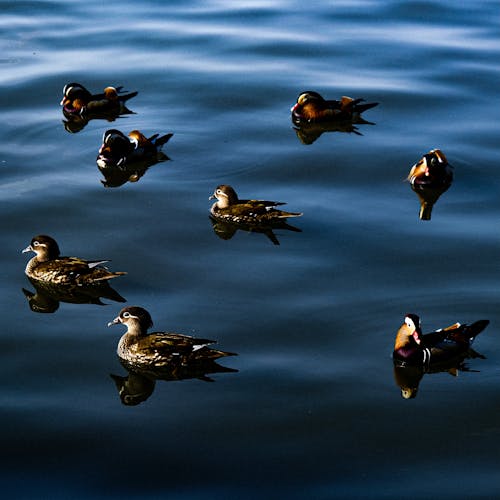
[1,1,500,498]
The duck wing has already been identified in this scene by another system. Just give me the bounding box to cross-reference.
[145,332,216,354]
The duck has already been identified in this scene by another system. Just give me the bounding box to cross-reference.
[393,313,489,367]
[407,149,453,187]
[107,306,237,368]
[96,129,173,169]
[407,149,453,220]
[209,185,302,225]
[22,234,126,285]
[291,91,378,124]
[60,82,138,116]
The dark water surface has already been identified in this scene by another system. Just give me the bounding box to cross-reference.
[1,1,500,498]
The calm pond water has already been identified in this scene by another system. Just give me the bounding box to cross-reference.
[1,1,500,498]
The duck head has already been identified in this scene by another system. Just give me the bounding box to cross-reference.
[291,91,325,114]
[394,313,423,352]
[209,185,239,208]
[22,234,60,261]
[60,83,92,108]
[97,129,133,167]
[108,306,153,335]
[408,149,450,183]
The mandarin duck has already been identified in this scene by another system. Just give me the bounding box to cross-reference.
[108,306,237,368]
[393,313,489,367]
[407,149,453,220]
[22,234,126,285]
[291,91,378,124]
[60,82,138,116]
[96,128,173,169]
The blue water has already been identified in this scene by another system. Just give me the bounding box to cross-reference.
[1,1,500,498]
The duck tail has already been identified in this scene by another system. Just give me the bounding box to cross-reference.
[94,271,128,281]
[354,101,379,113]
[153,132,174,148]
[277,210,303,219]
[466,320,490,341]
[121,91,138,102]
[197,347,237,360]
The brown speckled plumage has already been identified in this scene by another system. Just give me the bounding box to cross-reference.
[22,234,126,285]
[209,184,302,225]
[108,306,236,368]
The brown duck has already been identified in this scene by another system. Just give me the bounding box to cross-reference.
[22,234,126,285]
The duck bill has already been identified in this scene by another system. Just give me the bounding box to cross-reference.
[209,194,216,200]
[107,317,121,327]
[22,245,33,254]
[412,331,422,345]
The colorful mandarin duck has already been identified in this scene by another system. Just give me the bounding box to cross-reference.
[22,235,126,285]
[96,129,173,168]
[108,306,236,368]
[393,313,489,367]
[60,82,138,116]
[407,149,453,220]
[291,91,378,124]
[407,149,453,187]
[209,185,302,225]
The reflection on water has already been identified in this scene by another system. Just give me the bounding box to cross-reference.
[111,358,238,406]
[22,278,125,314]
[292,116,376,145]
[410,181,453,221]
[209,215,302,246]
[2,0,500,497]
[393,350,485,399]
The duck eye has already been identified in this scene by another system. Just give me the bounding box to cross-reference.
[216,189,222,194]
[33,241,39,246]
[122,311,130,318]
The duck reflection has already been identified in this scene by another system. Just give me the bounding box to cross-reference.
[111,358,238,406]
[209,184,302,245]
[392,313,488,399]
[61,82,138,133]
[293,116,376,145]
[407,149,453,220]
[209,215,301,246]
[393,353,485,400]
[97,129,173,187]
[22,278,125,313]
[291,91,378,144]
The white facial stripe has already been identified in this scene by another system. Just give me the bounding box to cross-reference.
[404,316,415,329]
[124,313,140,320]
